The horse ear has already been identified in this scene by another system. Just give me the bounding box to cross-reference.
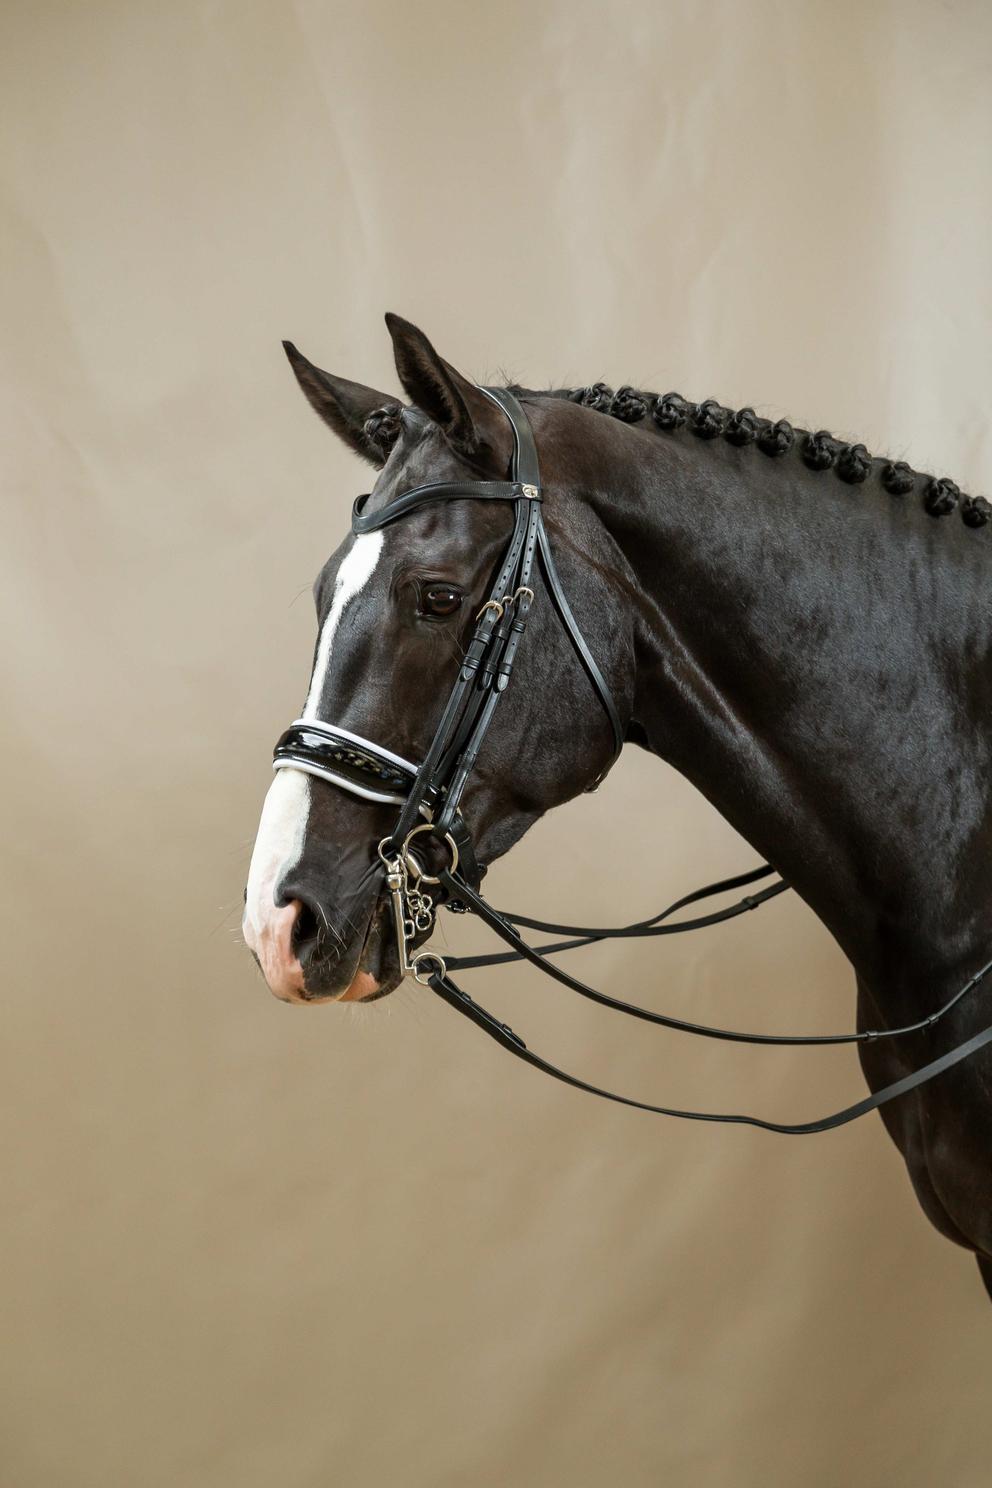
[282,341,401,467]
[384,313,511,467]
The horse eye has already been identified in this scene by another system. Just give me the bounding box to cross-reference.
[420,584,463,618]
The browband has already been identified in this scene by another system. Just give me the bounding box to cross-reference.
[352,480,540,534]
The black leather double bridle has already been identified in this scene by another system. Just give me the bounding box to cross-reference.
[272,389,992,1135]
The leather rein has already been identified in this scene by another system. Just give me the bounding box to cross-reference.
[271,389,992,1135]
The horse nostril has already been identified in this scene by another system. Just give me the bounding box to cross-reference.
[291,900,322,966]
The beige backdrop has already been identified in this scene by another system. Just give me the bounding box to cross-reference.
[3,3,992,1485]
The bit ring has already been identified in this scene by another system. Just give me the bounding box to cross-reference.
[411,951,447,985]
[402,824,460,885]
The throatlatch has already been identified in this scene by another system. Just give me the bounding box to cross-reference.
[272,388,992,1135]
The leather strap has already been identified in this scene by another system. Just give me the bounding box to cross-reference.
[482,387,542,487]
[429,965,992,1135]
[500,863,778,937]
[273,720,419,806]
[352,480,537,534]
[445,873,789,970]
[386,495,534,851]
[536,524,624,766]
[439,870,991,1047]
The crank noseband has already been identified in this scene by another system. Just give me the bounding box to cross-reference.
[274,720,420,806]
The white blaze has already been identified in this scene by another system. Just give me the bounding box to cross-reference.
[302,531,385,721]
[244,531,385,940]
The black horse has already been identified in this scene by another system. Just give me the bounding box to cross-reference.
[244,314,992,1297]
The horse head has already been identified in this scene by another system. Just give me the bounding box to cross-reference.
[244,315,630,1003]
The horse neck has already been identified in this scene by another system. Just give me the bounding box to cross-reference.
[567,413,992,988]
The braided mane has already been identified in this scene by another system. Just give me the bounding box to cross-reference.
[508,382,991,532]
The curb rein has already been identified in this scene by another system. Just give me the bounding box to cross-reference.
[272,389,992,1135]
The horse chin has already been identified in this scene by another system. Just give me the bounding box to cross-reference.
[337,970,384,1002]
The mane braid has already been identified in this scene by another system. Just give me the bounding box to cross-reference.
[505,383,991,533]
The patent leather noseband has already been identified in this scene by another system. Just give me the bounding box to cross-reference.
[271,389,992,1134]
